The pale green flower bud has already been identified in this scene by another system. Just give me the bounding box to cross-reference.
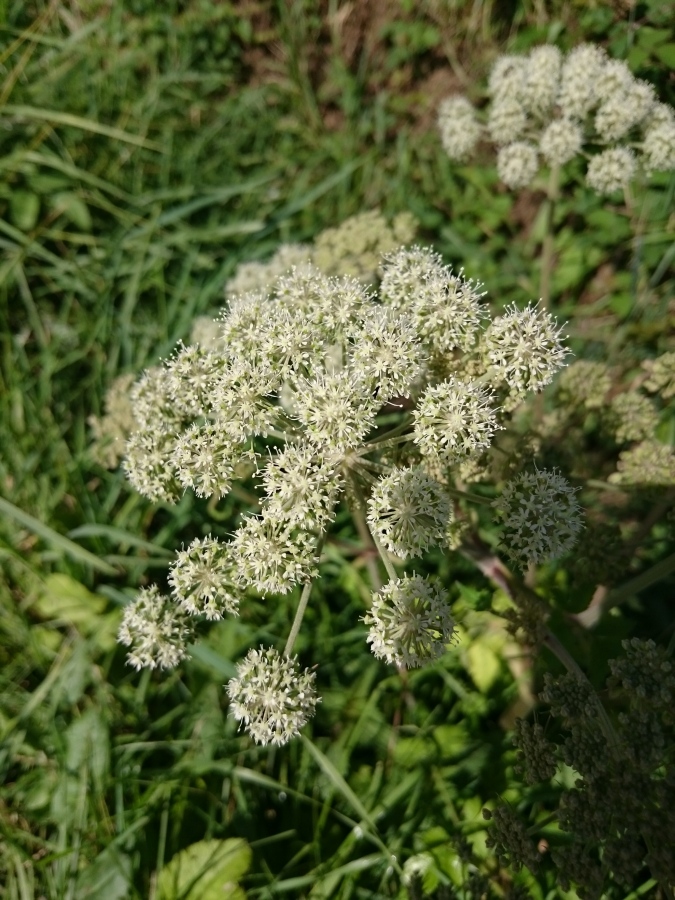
[493,468,583,566]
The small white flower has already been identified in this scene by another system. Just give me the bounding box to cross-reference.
[364,575,455,668]
[227,646,319,746]
[521,45,562,118]
[483,302,569,397]
[594,58,634,103]
[586,147,636,195]
[261,443,343,531]
[292,368,379,454]
[643,121,675,174]
[169,536,240,619]
[379,245,446,311]
[173,421,241,499]
[558,44,607,119]
[595,79,654,142]
[488,55,526,100]
[493,468,584,566]
[118,585,193,670]
[413,377,499,464]
[124,426,180,504]
[488,95,528,145]
[350,308,424,401]
[497,142,539,189]
[368,467,451,559]
[231,513,319,595]
[540,119,583,166]
[438,95,483,161]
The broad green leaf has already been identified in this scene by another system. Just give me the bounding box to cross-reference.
[35,573,106,629]
[393,736,437,769]
[66,708,109,785]
[156,838,251,900]
[466,636,502,694]
[75,847,132,900]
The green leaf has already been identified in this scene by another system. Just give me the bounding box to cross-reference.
[35,573,106,628]
[50,191,92,231]
[75,847,132,900]
[156,838,251,900]
[9,191,40,231]
[465,636,502,694]
[393,736,437,769]
[0,496,117,574]
[66,709,109,785]
[654,42,675,67]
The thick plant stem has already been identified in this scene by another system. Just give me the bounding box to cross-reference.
[284,579,315,658]
[539,164,560,310]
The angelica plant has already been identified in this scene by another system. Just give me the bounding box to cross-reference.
[438,43,675,311]
[117,248,577,747]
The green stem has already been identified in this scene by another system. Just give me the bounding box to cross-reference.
[357,433,414,456]
[539,164,560,310]
[346,473,389,590]
[542,627,619,755]
[364,415,413,445]
[284,578,315,658]
[369,528,398,582]
[445,486,494,507]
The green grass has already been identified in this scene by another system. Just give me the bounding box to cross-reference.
[1,1,674,897]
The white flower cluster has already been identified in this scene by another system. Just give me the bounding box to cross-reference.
[438,43,675,193]
[227,646,319,746]
[118,244,576,744]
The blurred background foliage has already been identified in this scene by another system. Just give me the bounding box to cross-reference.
[0,0,673,897]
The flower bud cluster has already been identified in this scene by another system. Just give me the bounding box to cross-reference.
[438,42,675,192]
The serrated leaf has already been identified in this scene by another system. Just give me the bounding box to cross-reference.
[156,838,251,900]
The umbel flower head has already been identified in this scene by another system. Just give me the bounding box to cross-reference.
[367,466,451,559]
[493,467,584,567]
[227,646,319,746]
[169,536,240,620]
[483,302,569,400]
[438,42,675,192]
[118,586,193,670]
[413,377,500,464]
[363,575,455,668]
